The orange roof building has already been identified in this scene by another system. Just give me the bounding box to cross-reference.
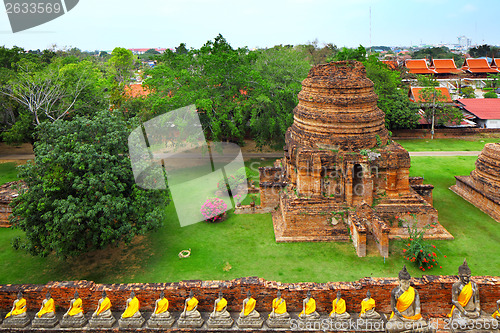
[405,59,436,74]
[409,87,453,103]
[491,58,500,69]
[462,58,499,74]
[381,60,398,69]
[430,59,463,74]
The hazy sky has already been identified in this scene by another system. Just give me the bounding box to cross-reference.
[1,0,498,51]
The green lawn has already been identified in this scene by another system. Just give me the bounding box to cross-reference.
[0,162,20,184]
[395,138,499,152]
[0,156,499,284]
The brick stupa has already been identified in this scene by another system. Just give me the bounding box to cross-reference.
[257,61,453,256]
[451,143,500,222]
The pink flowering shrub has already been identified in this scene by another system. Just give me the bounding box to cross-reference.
[200,197,228,223]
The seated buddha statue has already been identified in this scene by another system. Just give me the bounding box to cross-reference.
[299,291,320,320]
[92,291,113,319]
[207,291,233,328]
[493,300,500,321]
[36,292,56,319]
[121,291,142,319]
[237,291,263,328]
[178,290,204,328]
[147,291,174,328]
[88,290,116,328]
[60,291,86,328]
[359,290,381,319]
[63,291,84,319]
[150,291,172,319]
[269,291,290,319]
[3,291,30,328]
[210,291,231,320]
[448,259,497,329]
[180,290,202,319]
[5,291,28,320]
[119,291,144,328]
[330,291,350,320]
[386,266,431,333]
[239,291,260,319]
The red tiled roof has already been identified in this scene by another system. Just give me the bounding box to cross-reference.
[457,98,500,120]
[462,58,499,73]
[491,58,500,69]
[124,84,151,98]
[409,87,453,103]
[405,59,436,74]
[430,59,463,74]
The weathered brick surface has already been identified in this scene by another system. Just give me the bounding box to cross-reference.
[256,61,451,254]
[0,276,499,317]
[0,181,24,228]
[451,143,500,223]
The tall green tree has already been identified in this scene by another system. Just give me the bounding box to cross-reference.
[11,111,167,257]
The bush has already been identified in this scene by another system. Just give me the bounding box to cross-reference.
[402,220,446,272]
[200,197,228,223]
[484,91,498,98]
[216,167,250,192]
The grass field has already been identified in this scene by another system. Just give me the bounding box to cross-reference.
[0,162,20,184]
[0,155,499,284]
[395,138,499,152]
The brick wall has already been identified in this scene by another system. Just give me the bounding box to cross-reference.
[1,277,498,317]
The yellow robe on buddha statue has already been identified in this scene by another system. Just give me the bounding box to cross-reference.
[271,298,287,315]
[186,297,199,312]
[492,310,499,319]
[243,298,256,316]
[155,298,169,314]
[96,297,112,316]
[216,298,228,312]
[68,298,84,316]
[37,298,55,318]
[122,297,140,318]
[360,298,376,314]
[390,287,422,320]
[330,298,347,316]
[299,298,317,316]
[448,282,472,318]
[5,298,27,318]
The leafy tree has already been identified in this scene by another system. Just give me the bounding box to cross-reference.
[484,91,498,98]
[108,47,136,85]
[299,40,337,65]
[412,46,464,66]
[1,59,106,126]
[175,43,188,55]
[459,86,476,99]
[10,111,167,257]
[417,87,462,138]
[331,45,366,62]
[469,44,500,58]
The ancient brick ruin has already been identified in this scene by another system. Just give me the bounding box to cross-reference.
[257,61,452,256]
[0,181,24,228]
[451,143,500,222]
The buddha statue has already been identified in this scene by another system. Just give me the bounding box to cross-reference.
[237,291,263,328]
[147,291,175,328]
[207,291,233,328]
[359,290,381,320]
[177,290,204,328]
[3,291,30,328]
[299,290,320,320]
[60,291,87,328]
[386,266,433,333]
[448,259,497,330]
[330,290,351,320]
[493,300,500,321]
[88,291,116,328]
[118,291,145,328]
[32,291,58,328]
[266,291,291,328]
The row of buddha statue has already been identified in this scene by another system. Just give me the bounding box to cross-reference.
[2,261,499,332]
